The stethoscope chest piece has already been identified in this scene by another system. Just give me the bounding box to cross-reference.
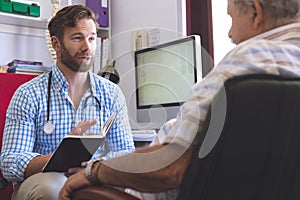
[43,121,55,134]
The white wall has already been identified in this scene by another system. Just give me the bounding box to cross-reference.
[110,0,185,129]
[212,0,235,65]
[0,30,52,66]
[0,0,184,130]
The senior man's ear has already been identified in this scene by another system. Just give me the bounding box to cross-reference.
[252,0,263,28]
[252,11,257,20]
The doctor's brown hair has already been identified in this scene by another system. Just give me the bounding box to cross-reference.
[48,4,99,42]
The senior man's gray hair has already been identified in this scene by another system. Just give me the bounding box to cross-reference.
[233,0,300,23]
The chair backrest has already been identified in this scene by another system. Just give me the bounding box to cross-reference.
[177,74,300,200]
[0,73,37,200]
[0,73,37,146]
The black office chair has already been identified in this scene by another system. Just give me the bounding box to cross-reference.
[71,186,139,200]
[72,74,300,200]
[177,74,300,200]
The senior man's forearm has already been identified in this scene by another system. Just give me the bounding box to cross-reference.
[93,143,195,192]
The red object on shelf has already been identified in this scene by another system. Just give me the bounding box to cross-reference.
[0,73,38,200]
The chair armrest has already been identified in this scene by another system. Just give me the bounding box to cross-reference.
[71,186,140,200]
[0,177,8,190]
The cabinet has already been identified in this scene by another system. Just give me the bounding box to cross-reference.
[0,12,52,66]
[86,0,111,73]
[0,2,110,71]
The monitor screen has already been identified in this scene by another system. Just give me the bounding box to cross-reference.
[134,35,202,129]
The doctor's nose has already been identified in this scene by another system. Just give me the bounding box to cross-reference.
[81,39,92,52]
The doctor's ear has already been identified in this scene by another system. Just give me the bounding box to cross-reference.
[51,36,61,50]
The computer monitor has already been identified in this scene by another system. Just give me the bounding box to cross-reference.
[134,35,202,129]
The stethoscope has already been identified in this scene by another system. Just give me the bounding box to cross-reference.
[43,71,102,134]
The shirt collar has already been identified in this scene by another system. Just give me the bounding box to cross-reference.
[52,64,68,92]
[240,22,300,45]
[51,64,96,95]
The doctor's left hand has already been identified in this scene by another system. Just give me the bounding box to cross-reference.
[65,161,89,177]
[64,119,97,177]
[69,119,97,136]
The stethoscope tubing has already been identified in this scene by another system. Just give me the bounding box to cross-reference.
[43,71,101,134]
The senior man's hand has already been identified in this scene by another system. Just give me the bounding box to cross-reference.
[59,168,92,200]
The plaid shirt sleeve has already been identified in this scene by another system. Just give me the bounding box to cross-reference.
[0,84,42,182]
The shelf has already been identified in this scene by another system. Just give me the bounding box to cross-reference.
[0,12,48,29]
[0,12,110,34]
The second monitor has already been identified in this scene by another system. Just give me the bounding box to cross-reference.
[134,35,202,129]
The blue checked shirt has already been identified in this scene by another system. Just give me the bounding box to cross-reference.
[0,65,135,182]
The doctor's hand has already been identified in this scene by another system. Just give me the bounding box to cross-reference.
[64,119,97,177]
[69,119,97,136]
[65,161,89,178]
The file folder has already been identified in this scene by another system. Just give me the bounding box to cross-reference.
[86,0,109,27]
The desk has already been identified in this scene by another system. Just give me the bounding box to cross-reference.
[132,130,156,148]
